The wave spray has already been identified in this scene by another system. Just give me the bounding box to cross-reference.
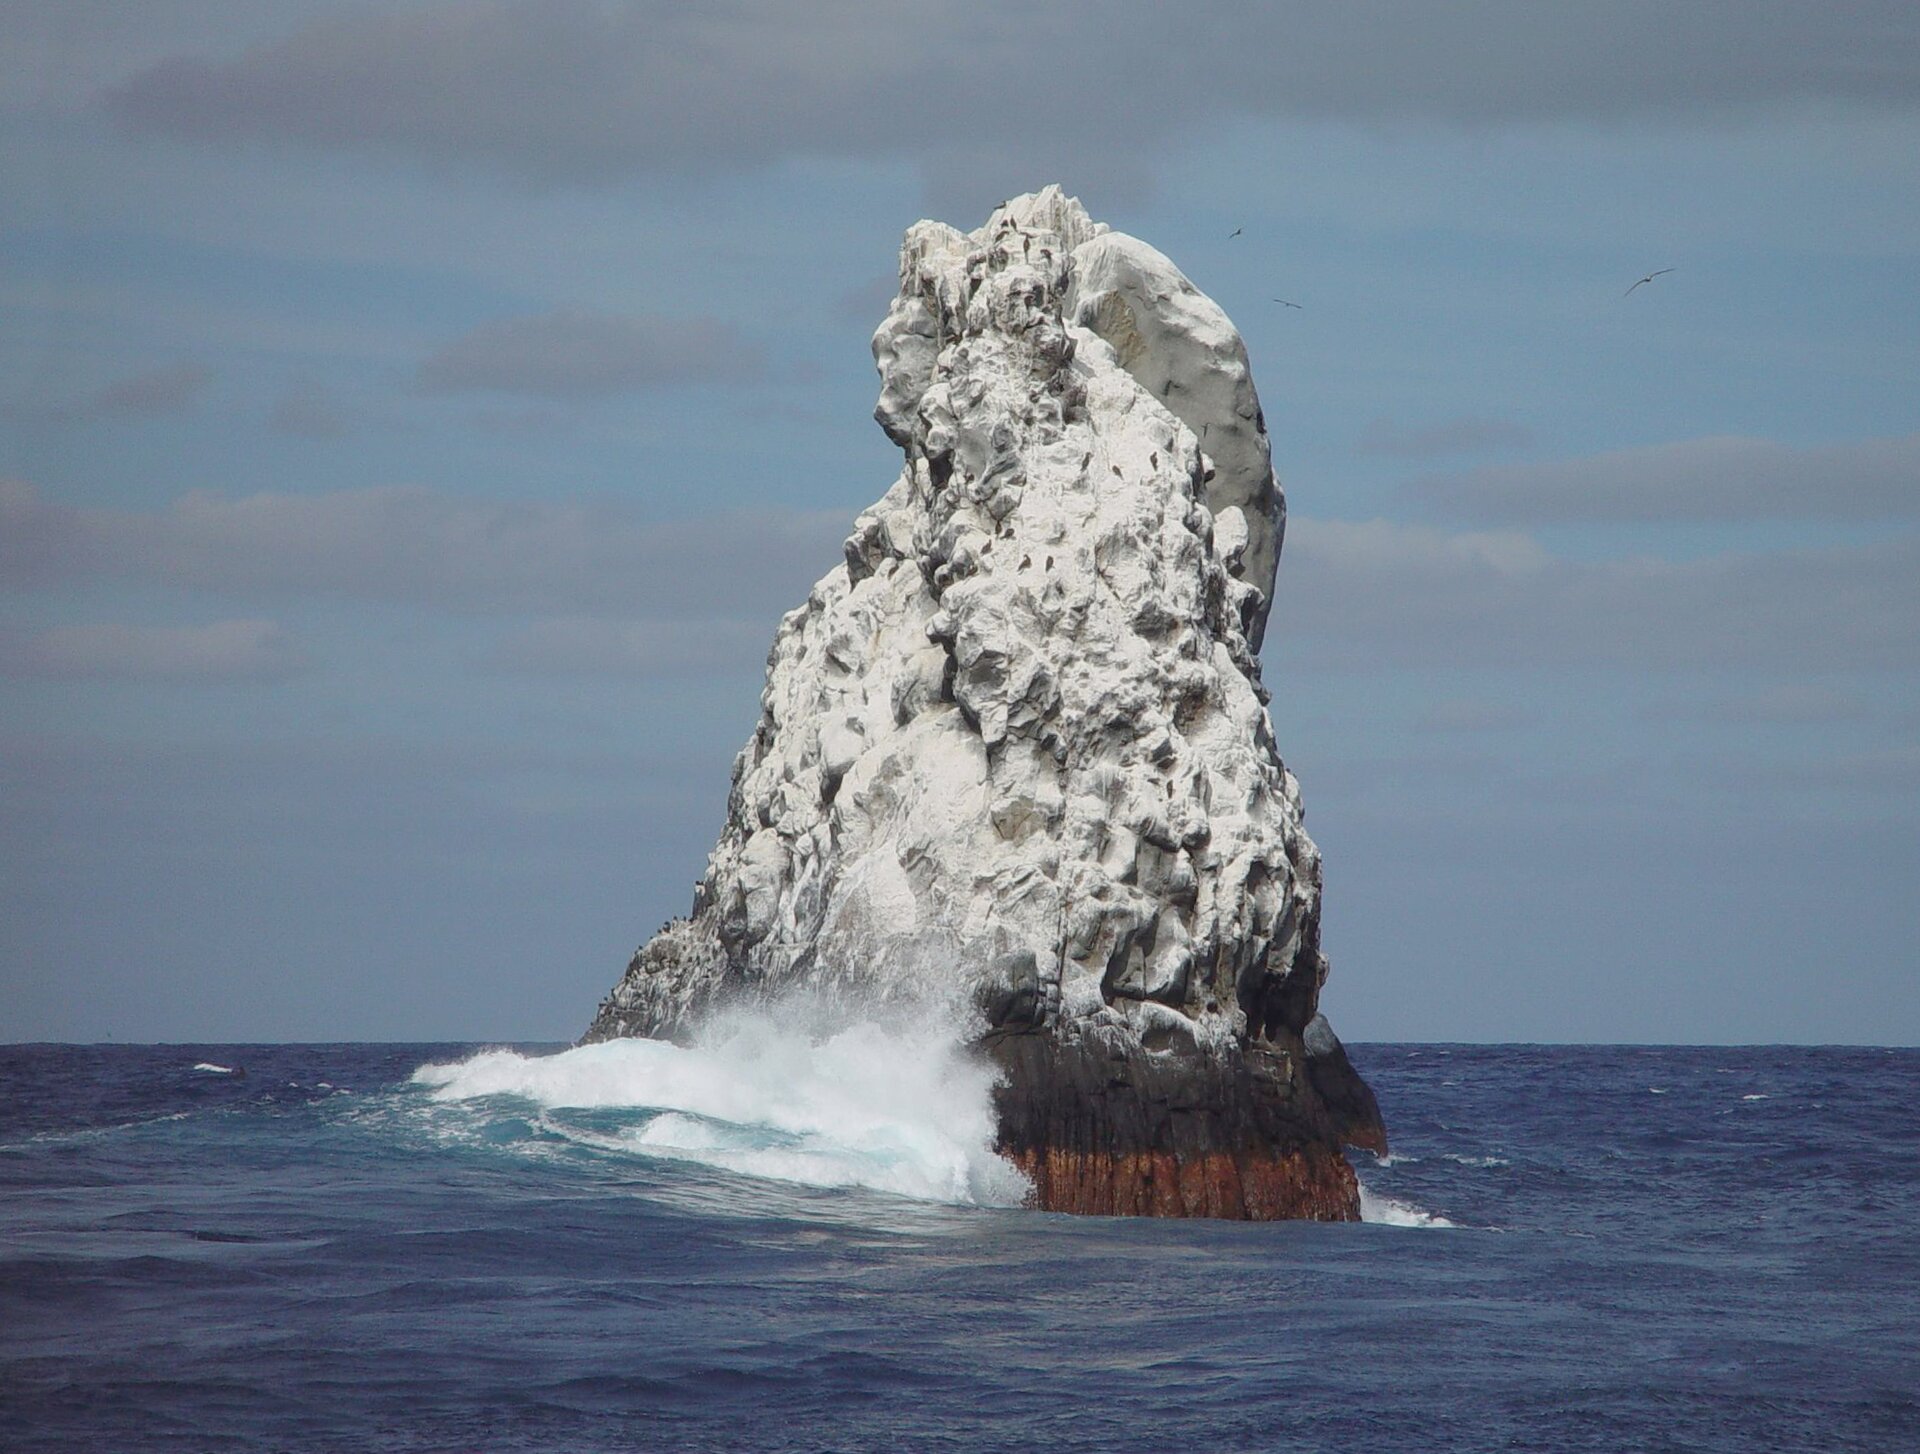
[413,997,1031,1209]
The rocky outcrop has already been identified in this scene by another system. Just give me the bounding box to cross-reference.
[584,186,1383,1217]
[1303,1012,1388,1158]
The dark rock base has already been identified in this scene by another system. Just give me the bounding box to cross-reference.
[984,1021,1373,1222]
[1303,1012,1389,1158]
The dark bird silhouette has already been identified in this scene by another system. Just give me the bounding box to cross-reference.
[1272,298,1302,309]
[1229,227,1243,238]
[1624,268,1675,297]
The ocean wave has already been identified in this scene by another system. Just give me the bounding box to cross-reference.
[1357,1181,1456,1228]
[411,1005,1031,1210]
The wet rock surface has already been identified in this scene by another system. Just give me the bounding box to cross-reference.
[584,186,1381,1217]
[985,1025,1362,1220]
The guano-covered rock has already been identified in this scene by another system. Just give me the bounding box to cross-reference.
[584,186,1384,1218]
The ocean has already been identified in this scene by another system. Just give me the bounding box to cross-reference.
[3,1029,1915,1453]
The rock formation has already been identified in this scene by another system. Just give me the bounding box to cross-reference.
[584,186,1384,1218]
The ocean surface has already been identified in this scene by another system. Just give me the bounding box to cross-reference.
[3,1027,1916,1453]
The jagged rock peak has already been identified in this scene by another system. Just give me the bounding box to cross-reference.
[585,187,1379,1218]
[875,187,1284,650]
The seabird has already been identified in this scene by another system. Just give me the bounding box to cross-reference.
[1229,227,1243,238]
[1272,298,1302,309]
[1624,268,1675,297]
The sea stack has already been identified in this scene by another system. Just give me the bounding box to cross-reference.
[584,187,1384,1218]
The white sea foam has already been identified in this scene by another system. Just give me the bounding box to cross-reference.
[411,1004,1031,1209]
[1356,1181,1456,1228]
[192,1062,236,1075]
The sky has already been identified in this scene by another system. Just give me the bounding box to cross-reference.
[2,1,1917,1045]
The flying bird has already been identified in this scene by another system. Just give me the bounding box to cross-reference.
[1624,268,1675,297]
[1229,227,1243,238]
[1272,298,1302,309]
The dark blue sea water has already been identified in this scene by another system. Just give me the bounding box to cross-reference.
[3,1038,1916,1453]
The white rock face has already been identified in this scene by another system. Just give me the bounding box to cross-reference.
[587,187,1328,1069]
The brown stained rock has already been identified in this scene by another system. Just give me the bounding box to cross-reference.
[1005,1146,1360,1221]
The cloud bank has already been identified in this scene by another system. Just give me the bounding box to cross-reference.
[1359,416,1534,459]
[0,478,849,621]
[482,616,772,677]
[8,363,212,424]
[7,478,1915,677]
[0,618,302,681]
[415,310,766,398]
[1275,517,1920,671]
[102,2,1920,188]
[1417,432,1920,524]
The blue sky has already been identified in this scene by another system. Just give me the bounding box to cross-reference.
[3,2,1916,1043]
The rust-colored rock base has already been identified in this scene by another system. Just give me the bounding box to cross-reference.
[1007,1143,1361,1221]
[984,1021,1374,1222]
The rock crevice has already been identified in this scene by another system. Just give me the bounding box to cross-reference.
[584,187,1383,1217]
